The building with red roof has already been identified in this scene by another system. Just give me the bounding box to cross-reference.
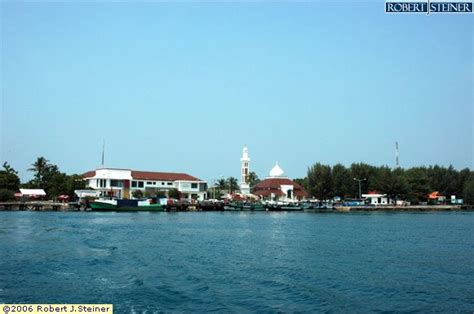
[82,168,207,200]
[252,162,308,202]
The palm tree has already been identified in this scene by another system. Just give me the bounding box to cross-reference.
[227,177,239,194]
[3,162,17,175]
[217,178,227,190]
[248,171,260,187]
[28,156,49,186]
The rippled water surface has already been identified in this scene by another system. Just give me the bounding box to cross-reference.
[1,211,473,312]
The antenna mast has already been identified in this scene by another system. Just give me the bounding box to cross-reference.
[395,141,400,168]
[101,140,105,167]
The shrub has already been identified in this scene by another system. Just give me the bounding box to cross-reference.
[0,189,15,202]
[132,190,143,199]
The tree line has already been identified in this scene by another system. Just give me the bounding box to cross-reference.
[295,163,474,204]
[208,172,261,199]
[2,158,473,205]
[0,157,85,201]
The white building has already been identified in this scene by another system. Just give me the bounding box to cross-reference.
[240,145,251,195]
[362,193,394,205]
[82,168,207,200]
[252,162,308,202]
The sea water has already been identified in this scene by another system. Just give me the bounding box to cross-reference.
[0,211,473,312]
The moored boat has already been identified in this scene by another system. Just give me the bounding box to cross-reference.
[90,198,165,211]
[225,202,265,211]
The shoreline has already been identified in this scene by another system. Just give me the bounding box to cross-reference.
[333,205,473,212]
[0,202,473,212]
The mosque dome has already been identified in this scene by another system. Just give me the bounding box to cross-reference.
[269,162,285,178]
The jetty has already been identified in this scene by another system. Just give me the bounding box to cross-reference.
[0,201,73,211]
[333,205,471,212]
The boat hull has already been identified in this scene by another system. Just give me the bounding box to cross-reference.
[90,202,165,212]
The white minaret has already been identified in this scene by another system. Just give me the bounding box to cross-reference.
[240,145,250,195]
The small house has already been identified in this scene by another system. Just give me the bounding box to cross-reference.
[362,192,393,205]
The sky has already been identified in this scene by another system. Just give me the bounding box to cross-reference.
[1,1,473,183]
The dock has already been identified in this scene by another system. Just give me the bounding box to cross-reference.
[0,201,73,211]
[333,205,471,212]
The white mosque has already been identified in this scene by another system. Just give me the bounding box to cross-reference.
[239,145,308,201]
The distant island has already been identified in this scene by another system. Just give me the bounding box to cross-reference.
[0,156,473,208]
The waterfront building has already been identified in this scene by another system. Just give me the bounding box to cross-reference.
[252,162,308,202]
[17,189,47,199]
[82,168,207,200]
[428,191,447,204]
[240,145,250,195]
[361,192,393,205]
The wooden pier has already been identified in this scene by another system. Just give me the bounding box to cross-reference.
[0,201,72,211]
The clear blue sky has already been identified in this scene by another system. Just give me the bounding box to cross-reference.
[1,1,473,183]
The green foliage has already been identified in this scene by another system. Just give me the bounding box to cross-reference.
[0,189,15,202]
[369,166,410,200]
[463,177,474,205]
[155,190,167,198]
[307,163,332,199]
[208,185,224,199]
[404,167,431,203]
[331,163,351,197]
[216,179,227,190]
[132,189,144,199]
[226,177,239,194]
[65,174,86,197]
[350,163,376,195]
[0,162,20,191]
[28,156,50,187]
[168,188,181,199]
[213,189,223,199]
[293,177,309,191]
[24,157,86,199]
[144,189,166,198]
[247,171,260,187]
[302,162,472,203]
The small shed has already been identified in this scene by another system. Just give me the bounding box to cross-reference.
[19,189,46,198]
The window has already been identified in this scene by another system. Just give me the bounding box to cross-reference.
[167,182,173,186]
[191,183,198,189]
[131,181,137,188]
[99,179,106,188]
[111,180,123,187]
[161,182,165,185]
[147,182,153,185]
[138,181,144,188]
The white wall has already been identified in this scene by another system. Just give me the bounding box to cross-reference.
[280,184,295,201]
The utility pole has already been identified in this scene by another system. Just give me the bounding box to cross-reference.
[353,177,367,199]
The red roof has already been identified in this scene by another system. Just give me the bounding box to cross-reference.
[294,190,307,197]
[82,170,96,178]
[81,169,201,182]
[254,190,284,197]
[428,191,442,199]
[131,170,201,182]
[252,178,308,197]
